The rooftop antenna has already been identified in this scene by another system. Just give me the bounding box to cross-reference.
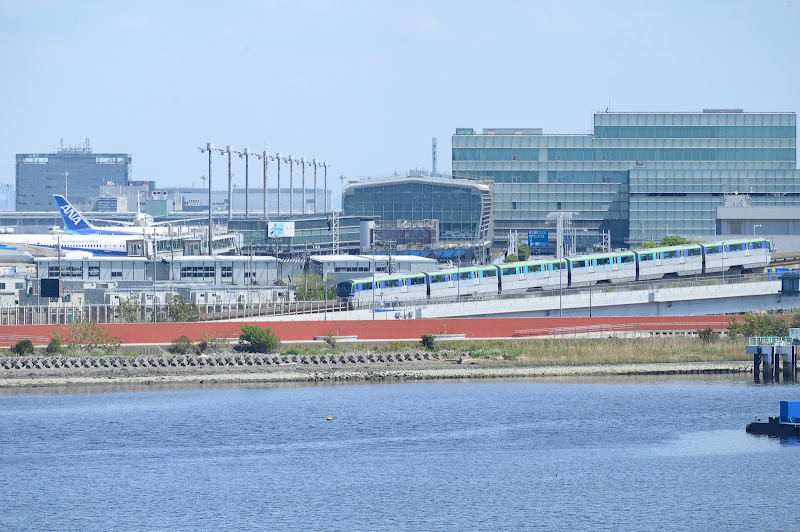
[432,137,437,176]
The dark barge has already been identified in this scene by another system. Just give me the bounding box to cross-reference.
[746,401,800,437]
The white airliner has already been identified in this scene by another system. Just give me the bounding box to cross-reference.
[0,233,129,257]
[53,195,202,236]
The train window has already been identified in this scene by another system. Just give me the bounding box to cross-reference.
[596,257,610,266]
[527,264,543,273]
[687,248,701,257]
[752,241,762,249]
[572,260,587,268]
[620,255,634,263]
[551,262,564,271]
[502,267,517,276]
[430,274,446,283]
[361,282,373,290]
[410,276,426,286]
[729,243,744,252]
[639,253,654,261]
[459,271,472,280]
[663,250,678,259]
[705,246,719,254]
[483,269,497,277]
[384,279,400,288]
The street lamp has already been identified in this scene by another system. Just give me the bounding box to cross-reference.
[284,155,295,216]
[217,145,234,222]
[63,171,69,201]
[559,259,563,318]
[197,143,214,254]
[323,162,330,212]
[237,148,251,219]
[754,224,762,237]
[252,150,270,219]
[300,157,307,214]
[275,153,282,214]
[312,159,319,214]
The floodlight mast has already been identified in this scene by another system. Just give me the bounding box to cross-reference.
[198,142,214,254]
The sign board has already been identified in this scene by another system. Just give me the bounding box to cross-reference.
[41,278,62,298]
[268,221,295,238]
[527,229,549,248]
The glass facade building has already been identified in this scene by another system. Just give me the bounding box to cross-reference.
[342,177,492,242]
[16,148,131,212]
[452,111,798,247]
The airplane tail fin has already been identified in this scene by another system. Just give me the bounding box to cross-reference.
[53,195,96,234]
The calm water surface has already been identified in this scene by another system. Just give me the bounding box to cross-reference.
[1,376,798,531]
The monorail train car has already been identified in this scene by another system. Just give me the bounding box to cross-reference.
[566,251,637,287]
[335,272,428,303]
[335,238,773,304]
[497,258,566,293]
[634,244,704,281]
[701,238,771,274]
[426,265,500,299]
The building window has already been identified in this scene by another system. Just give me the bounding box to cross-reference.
[512,202,517,210]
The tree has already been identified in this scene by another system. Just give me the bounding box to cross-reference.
[293,272,335,301]
[50,320,121,355]
[517,244,531,261]
[238,324,281,353]
[504,254,519,263]
[118,295,141,323]
[661,235,692,247]
[46,337,64,355]
[168,295,199,322]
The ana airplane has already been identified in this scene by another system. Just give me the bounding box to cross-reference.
[52,195,200,236]
[0,233,129,257]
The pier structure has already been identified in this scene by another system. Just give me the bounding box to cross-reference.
[747,329,800,383]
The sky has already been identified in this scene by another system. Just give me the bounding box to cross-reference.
[1,0,799,208]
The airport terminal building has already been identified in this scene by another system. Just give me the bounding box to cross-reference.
[452,110,799,249]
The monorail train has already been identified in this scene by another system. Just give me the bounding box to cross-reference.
[335,238,772,304]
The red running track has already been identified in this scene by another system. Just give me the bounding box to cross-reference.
[0,315,737,347]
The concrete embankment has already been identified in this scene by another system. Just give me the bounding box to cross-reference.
[0,352,753,389]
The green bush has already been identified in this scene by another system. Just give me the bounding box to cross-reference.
[238,324,281,353]
[697,327,720,343]
[421,334,436,350]
[323,332,337,350]
[169,335,194,354]
[11,339,35,356]
[282,346,300,356]
[45,337,64,355]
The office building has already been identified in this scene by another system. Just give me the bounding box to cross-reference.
[16,143,131,211]
[452,110,799,249]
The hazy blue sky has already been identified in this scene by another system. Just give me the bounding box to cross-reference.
[1,0,798,207]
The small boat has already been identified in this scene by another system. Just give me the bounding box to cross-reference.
[746,401,800,437]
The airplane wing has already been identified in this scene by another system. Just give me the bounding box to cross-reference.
[85,218,135,226]
[148,217,207,226]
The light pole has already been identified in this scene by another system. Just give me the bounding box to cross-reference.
[63,171,69,201]
[252,151,271,219]
[312,159,319,213]
[754,224,761,237]
[323,162,330,212]
[339,175,346,210]
[285,155,295,216]
[300,157,307,214]
[217,145,234,222]
[275,153,282,214]
[198,143,214,254]
[372,253,376,320]
[559,260,563,318]
[237,148,251,219]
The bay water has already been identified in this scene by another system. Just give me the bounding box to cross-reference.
[1,376,798,531]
